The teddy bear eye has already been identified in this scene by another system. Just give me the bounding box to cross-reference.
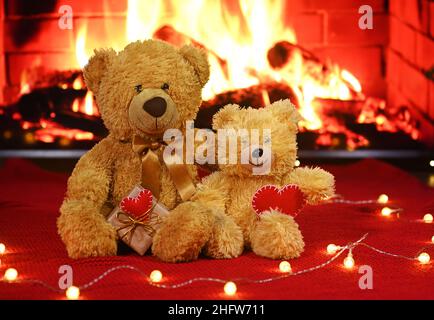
[161,83,169,91]
[134,84,142,93]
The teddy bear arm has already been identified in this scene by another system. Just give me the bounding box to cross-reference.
[64,139,114,207]
[284,167,335,204]
[57,138,118,258]
[191,172,230,213]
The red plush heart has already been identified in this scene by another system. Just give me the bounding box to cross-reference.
[252,184,305,217]
[120,189,153,219]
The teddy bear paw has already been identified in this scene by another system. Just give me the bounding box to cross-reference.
[250,210,304,259]
[203,212,244,259]
[57,210,118,259]
[152,201,214,262]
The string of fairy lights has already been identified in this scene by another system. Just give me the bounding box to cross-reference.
[0,193,433,300]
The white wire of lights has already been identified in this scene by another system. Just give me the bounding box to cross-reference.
[1,231,432,299]
[1,193,433,298]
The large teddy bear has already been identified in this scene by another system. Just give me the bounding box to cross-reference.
[58,40,241,261]
[193,100,335,259]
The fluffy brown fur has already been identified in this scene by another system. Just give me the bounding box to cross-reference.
[192,100,335,259]
[58,40,241,261]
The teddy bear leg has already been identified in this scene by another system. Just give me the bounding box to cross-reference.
[57,200,118,258]
[152,201,214,262]
[250,210,304,259]
[203,212,244,259]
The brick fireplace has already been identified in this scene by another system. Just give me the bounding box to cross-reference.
[387,0,434,121]
[0,0,433,156]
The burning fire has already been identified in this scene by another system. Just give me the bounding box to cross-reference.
[13,0,420,148]
[127,0,298,100]
[123,0,366,147]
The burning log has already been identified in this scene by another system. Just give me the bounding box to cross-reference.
[16,87,84,122]
[315,98,364,119]
[20,67,82,95]
[54,110,107,137]
[267,41,322,70]
[1,86,106,139]
[153,25,228,78]
[196,82,299,129]
[267,41,361,99]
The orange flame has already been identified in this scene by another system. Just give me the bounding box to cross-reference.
[122,0,365,132]
[83,91,96,116]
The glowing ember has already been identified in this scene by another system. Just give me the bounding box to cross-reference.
[34,121,95,143]
[20,72,31,95]
[83,91,96,116]
[72,77,85,90]
[72,98,80,113]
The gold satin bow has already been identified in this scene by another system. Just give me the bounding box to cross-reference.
[115,210,159,244]
[132,135,196,201]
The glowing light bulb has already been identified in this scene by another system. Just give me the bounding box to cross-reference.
[343,255,355,269]
[279,261,292,273]
[4,268,18,281]
[381,207,392,216]
[224,281,237,296]
[431,235,434,243]
[0,243,5,255]
[66,286,80,300]
[150,270,163,283]
[377,194,389,204]
[430,160,434,167]
[423,213,433,223]
[294,160,300,167]
[418,252,430,265]
[327,244,339,254]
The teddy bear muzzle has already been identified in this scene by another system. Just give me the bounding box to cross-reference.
[142,96,167,117]
[128,88,179,135]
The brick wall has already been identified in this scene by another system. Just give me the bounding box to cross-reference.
[0,0,5,103]
[287,0,388,98]
[387,0,434,121]
[2,0,127,103]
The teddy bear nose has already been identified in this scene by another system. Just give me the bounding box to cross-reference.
[142,97,167,118]
[252,148,264,158]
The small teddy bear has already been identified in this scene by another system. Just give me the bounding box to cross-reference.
[193,100,335,259]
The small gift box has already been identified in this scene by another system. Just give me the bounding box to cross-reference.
[107,186,169,255]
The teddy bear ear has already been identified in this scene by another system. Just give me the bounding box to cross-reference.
[269,99,301,125]
[179,45,210,88]
[212,104,240,130]
[83,48,116,95]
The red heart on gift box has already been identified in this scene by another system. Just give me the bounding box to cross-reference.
[120,189,153,219]
[252,184,305,217]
